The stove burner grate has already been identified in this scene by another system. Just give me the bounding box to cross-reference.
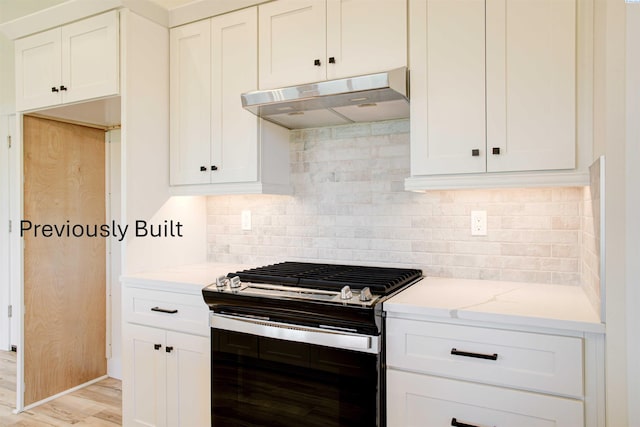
[230,262,422,294]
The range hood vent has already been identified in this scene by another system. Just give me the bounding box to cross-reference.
[241,67,409,130]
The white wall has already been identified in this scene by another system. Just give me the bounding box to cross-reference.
[0,115,11,351]
[119,10,206,277]
[625,3,640,425]
[593,0,630,425]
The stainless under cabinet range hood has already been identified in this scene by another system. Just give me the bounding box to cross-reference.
[241,67,409,130]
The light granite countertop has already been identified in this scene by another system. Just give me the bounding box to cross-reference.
[120,262,251,295]
[122,263,604,334]
[384,277,605,334]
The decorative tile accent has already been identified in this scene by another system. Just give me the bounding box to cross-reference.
[206,119,593,287]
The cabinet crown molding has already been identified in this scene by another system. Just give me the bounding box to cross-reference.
[0,0,168,40]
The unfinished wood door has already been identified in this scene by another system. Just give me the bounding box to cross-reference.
[23,115,106,405]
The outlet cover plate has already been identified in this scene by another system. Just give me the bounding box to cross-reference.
[241,210,251,231]
[471,210,487,236]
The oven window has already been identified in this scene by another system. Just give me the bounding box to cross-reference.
[211,329,380,427]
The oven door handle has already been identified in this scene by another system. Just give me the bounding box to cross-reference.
[210,313,381,354]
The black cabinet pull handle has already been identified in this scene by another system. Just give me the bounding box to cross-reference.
[471,149,480,157]
[59,85,67,91]
[451,348,498,360]
[328,56,336,64]
[51,87,59,92]
[200,166,207,171]
[314,59,321,66]
[451,418,480,427]
[492,147,500,155]
[165,346,174,353]
[151,306,178,314]
[211,165,218,171]
[154,344,161,350]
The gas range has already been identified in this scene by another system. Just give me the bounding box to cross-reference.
[202,262,423,335]
[202,261,423,427]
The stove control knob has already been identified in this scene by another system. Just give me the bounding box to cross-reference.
[229,276,242,289]
[340,285,353,300]
[215,276,227,289]
[359,287,373,302]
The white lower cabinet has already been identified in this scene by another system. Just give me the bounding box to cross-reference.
[386,318,593,427]
[122,286,210,427]
[388,370,583,427]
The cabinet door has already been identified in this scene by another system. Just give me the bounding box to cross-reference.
[486,0,576,172]
[258,0,326,89]
[14,27,62,111]
[211,8,259,184]
[166,331,211,427]
[409,0,486,176]
[326,0,406,80]
[61,11,119,104]
[387,370,584,427]
[123,325,167,427]
[170,20,212,185]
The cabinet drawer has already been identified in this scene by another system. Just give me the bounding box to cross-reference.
[123,287,209,336]
[387,369,584,427]
[386,319,583,397]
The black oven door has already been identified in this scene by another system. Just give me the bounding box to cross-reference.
[210,315,381,427]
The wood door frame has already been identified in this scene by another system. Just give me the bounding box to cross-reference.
[13,114,115,412]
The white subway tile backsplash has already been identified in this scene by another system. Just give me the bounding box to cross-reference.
[207,119,595,286]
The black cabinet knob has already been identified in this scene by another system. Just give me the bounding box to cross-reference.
[471,149,480,157]
[492,147,501,155]
[51,87,59,93]
[154,344,161,350]
[314,59,321,66]
[165,346,174,353]
[211,165,218,171]
[328,57,336,64]
[200,166,207,171]
[59,85,67,91]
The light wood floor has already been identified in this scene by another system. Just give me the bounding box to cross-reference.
[0,351,122,426]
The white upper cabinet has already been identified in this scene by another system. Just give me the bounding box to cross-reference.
[325,0,407,80]
[409,0,486,176]
[169,7,290,194]
[258,0,326,89]
[407,0,579,189]
[258,0,407,90]
[485,0,576,173]
[210,8,259,184]
[14,28,61,111]
[14,11,119,112]
[170,20,212,186]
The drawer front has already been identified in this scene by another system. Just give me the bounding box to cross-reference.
[123,287,209,336]
[387,369,584,427]
[386,318,583,397]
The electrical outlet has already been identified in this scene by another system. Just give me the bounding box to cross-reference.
[241,210,251,231]
[471,210,487,236]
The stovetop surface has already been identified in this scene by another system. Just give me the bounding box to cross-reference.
[228,261,422,295]
[203,262,423,335]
